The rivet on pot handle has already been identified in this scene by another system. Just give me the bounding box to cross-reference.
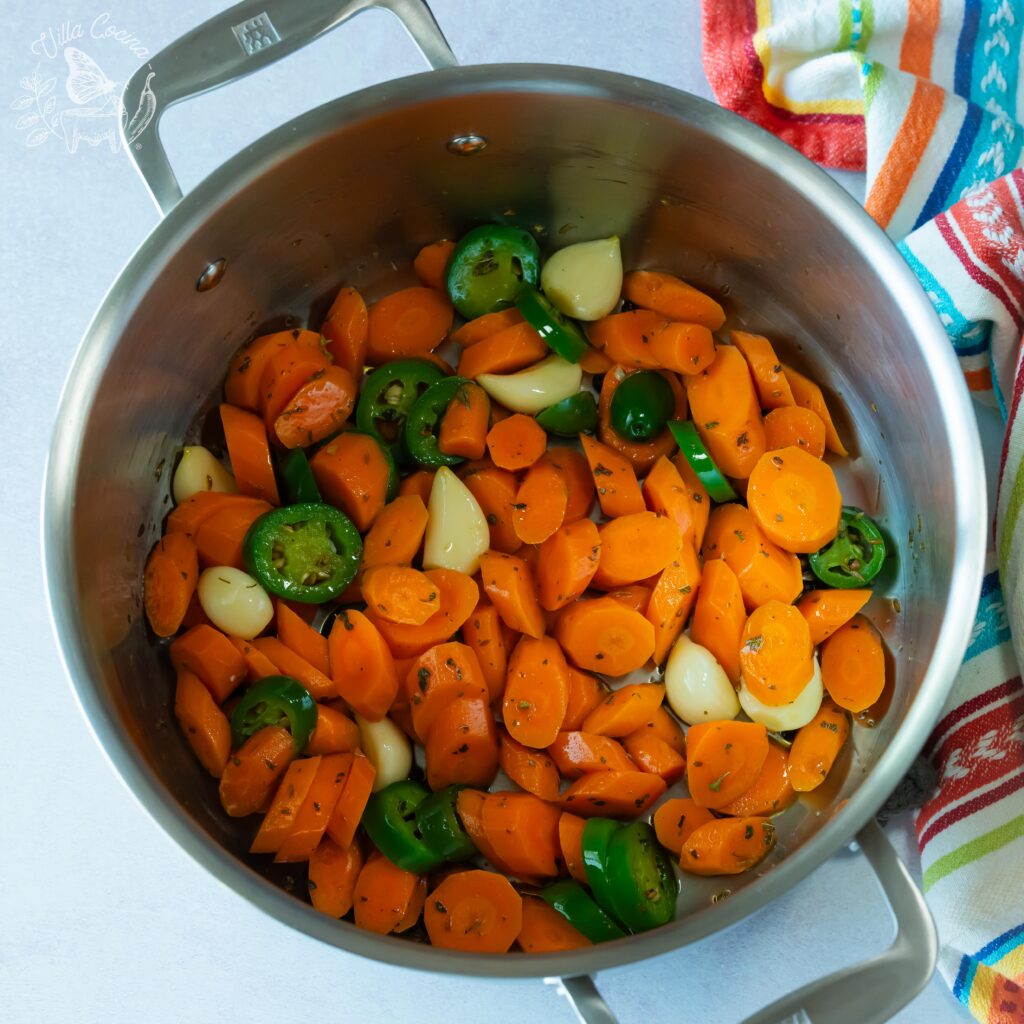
[119,0,457,215]
[553,821,938,1024]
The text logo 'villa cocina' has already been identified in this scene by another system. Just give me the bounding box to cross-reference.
[11,13,151,156]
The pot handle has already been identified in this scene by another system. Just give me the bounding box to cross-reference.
[119,0,457,215]
[552,820,938,1024]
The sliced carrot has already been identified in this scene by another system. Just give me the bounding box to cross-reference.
[365,286,453,364]
[649,321,716,375]
[413,239,457,291]
[253,637,336,700]
[646,539,702,664]
[451,308,525,347]
[622,270,726,330]
[486,413,547,471]
[763,405,826,459]
[219,726,295,817]
[747,446,842,553]
[719,741,796,816]
[460,462,522,554]
[308,836,364,917]
[788,699,851,792]
[680,817,777,875]
[481,792,563,877]
[249,757,322,854]
[558,812,589,884]
[353,850,420,934]
[689,559,745,683]
[462,602,509,702]
[581,683,666,737]
[398,469,434,505]
[165,491,267,541]
[587,309,668,369]
[701,503,802,611]
[361,494,428,570]
[652,797,716,855]
[327,609,398,720]
[592,511,681,589]
[740,600,814,706]
[456,789,518,875]
[274,366,358,449]
[259,332,332,430]
[502,635,571,749]
[306,703,361,755]
[500,730,561,801]
[225,329,315,411]
[425,696,501,790]
[479,550,545,638]
[536,518,601,612]
[513,459,568,545]
[369,568,479,658]
[606,584,654,613]
[406,641,489,742]
[643,455,696,545]
[193,498,271,569]
[673,453,711,550]
[220,404,280,503]
[541,447,596,523]
[174,669,231,777]
[797,588,872,646]
[579,345,615,374]
[325,751,376,848]
[821,615,886,712]
[144,533,199,637]
[579,434,646,518]
[424,869,523,952]
[275,753,353,862]
[730,331,794,409]
[555,597,655,676]
[362,565,440,625]
[456,322,548,379]
[622,731,686,783]
[394,875,428,933]
[170,625,248,704]
[560,770,666,818]
[684,345,766,480]
[310,431,391,532]
[229,636,281,682]
[321,286,368,377]
[547,732,636,778]
[438,381,490,460]
[783,364,848,456]
[561,668,606,732]
[628,706,687,757]
[276,601,330,677]
[686,720,769,809]
[181,590,213,631]
[517,895,592,952]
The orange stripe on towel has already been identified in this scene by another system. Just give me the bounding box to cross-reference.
[966,366,993,392]
[899,0,941,78]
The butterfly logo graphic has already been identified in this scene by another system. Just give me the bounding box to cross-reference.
[64,47,119,110]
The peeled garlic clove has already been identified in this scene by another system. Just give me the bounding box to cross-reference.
[665,634,740,724]
[357,714,413,791]
[478,355,583,415]
[541,236,623,321]
[172,445,238,504]
[739,656,823,731]
[423,465,489,574]
[197,566,273,639]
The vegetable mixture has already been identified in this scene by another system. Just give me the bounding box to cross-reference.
[145,226,890,954]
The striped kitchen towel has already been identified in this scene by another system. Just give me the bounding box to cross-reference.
[702,2,1024,1020]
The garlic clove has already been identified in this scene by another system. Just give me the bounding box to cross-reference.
[665,633,741,724]
[477,355,582,415]
[173,445,238,504]
[541,236,623,321]
[423,466,490,574]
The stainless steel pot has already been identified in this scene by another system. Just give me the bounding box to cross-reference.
[43,2,987,1021]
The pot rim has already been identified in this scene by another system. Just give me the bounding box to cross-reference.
[42,63,987,979]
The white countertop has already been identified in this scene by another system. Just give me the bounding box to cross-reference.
[0,1,971,1020]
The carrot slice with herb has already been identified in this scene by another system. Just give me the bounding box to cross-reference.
[763,405,826,458]
[581,683,666,737]
[606,584,653,613]
[219,726,295,817]
[680,818,777,875]
[821,615,886,712]
[398,469,435,505]
[646,539,702,664]
[253,637,336,700]
[276,601,331,676]
[631,705,687,754]
[502,635,571,749]
[486,413,547,471]
[643,456,696,545]
[536,518,601,612]
[686,720,769,809]
[451,308,526,347]
[361,494,428,570]
[622,270,726,330]
[652,797,715,855]
[579,434,645,518]
[406,641,490,742]
[144,533,199,637]
[555,597,655,676]
[395,875,429,933]
[592,511,681,589]
[308,836,364,917]
[797,588,872,646]
[170,624,248,704]
[362,565,440,625]
[438,381,490,460]
[413,239,457,291]
[229,636,280,682]
[587,309,668,369]
[513,460,568,545]
[560,770,666,818]
[500,730,561,801]
[456,322,548,379]
[517,895,592,952]
[225,329,314,411]
[650,321,716,375]
[672,453,711,550]
[622,731,686,783]
[561,668,605,732]
[479,550,545,638]
[321,287,368,377]
[365,286,453,364]
[325,751,376,848]
[541,447,596,523]
[275,752,354,862]
[274,366,358,449]
[783,364,848,456]
[327,609,399,720]
[353,850,420,934]
[220,404,281,503]
[481,792,563,876]
[558,812,589,884]
[689,559,745,684]
[740,600,815,706]
[455,789,518,875]
[193,499,271,569]
[174,669,231,777]
[424,870,523,952]
[788,699,851,792]
[547,732,636,778]
[305,703,360,755]
[250,757,322,854]
[730,331,794,409]
[719,741,796,816]
[461,602,508,702]
[460,463,522,553]
[165,491,266,541]
[259,333,332,429]
[310,431,391,532]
